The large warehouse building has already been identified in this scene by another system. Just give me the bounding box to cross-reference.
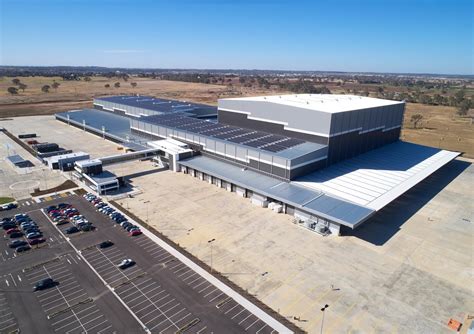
[56,94,459,235]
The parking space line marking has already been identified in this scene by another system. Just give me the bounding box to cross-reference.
[198,283,213,294]
[156,312,190,332]
[188,276,203,285]
[134,303,155,314]
[8,274,16,287]
[231,308,246,319]
[169,262,184,270]
[155,254,174,262]
[239,313,253,325]
[224,303,240,315]
[203,288,218,298]
[182,272,198,282]
[193,280,209,290]
[246,318,261,330]
[174,266,190,274]
[96,324,112,333]
[196,326,207,334]
[178,268,193,277]
[51,305,96,326]
[256,323,267,333]
[86,319,109,332]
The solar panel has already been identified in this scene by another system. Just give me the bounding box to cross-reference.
[261,144,287,152]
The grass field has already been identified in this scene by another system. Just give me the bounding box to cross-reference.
[0,197,15,205]
[1,76,472,157]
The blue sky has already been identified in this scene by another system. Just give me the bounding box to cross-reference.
[1,0,472,74]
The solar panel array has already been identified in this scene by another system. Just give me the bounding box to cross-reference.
[96,95,217,115]
[143,113,305,153]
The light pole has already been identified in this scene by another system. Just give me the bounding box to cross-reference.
[208,238,216,273]
[320,304,329,334]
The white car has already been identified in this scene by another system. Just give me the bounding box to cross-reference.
[118,259,135,269]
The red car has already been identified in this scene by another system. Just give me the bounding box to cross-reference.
[6,228,20,235]
[29,238,46,245]
[129,230,142,236]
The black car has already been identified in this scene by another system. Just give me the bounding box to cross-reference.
[98,240,114,249]
[45,205,57,213]
[57,203,70,209]
[65,226,79,234]
[79,224,95,232]
[122,222,132,229]
[24,228,41,234]
[2,223,17,230]
[16,245,31,252]
[0,203,17,211]
[126,225,138,232]
[33,278,55,291]
[9,231,24,238]
[9,240,28,248]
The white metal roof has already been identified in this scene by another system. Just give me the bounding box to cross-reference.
[222,94,402,114]
[294,141,459,210]
[43,152,89,164]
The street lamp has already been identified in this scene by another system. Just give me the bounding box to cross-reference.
[320,304,329,334]
[208,238,216,273]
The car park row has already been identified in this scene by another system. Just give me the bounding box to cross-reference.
[43,202,96,234]
[1,213,47,253]
[83,193,142,237]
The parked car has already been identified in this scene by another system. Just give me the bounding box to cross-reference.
[21,221,37,228]
[9,240,28,248]
[79,224,95,232]
[29,238,46,245]
[9,231,24,238]
[6,228,20,235]
[45,205,57,213]
[56,219,69,226]
[16,245,31,253]
[65,226,79,234]
[24,228,41,235]
[0,203,17,211]
[121,222,132,229]
[57,203,71,209]
[98,240,114,249]
[33,278,55,291]
[118,259,135,269]
[126,225,138,232]
[2,223,17,231]
[27,232,43,239]
[130,229,142,236]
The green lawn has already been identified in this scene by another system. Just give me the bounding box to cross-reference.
[0,197,15,205]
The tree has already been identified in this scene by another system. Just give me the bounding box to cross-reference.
[410,114,423,129]
[114,82,120,88]
[41,85,51,93]
[18,83,27,92]
[7,87,18,95]
[12,78,21,85]
[83,76,92,82]
[51,82,60,91]
[457,99,471,116]
[104,84,110,88]
[130,82,137,88]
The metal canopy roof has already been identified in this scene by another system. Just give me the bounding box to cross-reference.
[179,155,374,228]
[294,141,460,210]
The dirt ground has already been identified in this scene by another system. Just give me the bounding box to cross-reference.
[1,76,472,157]
[403,103,474,157]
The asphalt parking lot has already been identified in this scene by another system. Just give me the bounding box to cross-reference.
[0,196,143,334]
[1,193,289,333]
[50,194,284,333]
